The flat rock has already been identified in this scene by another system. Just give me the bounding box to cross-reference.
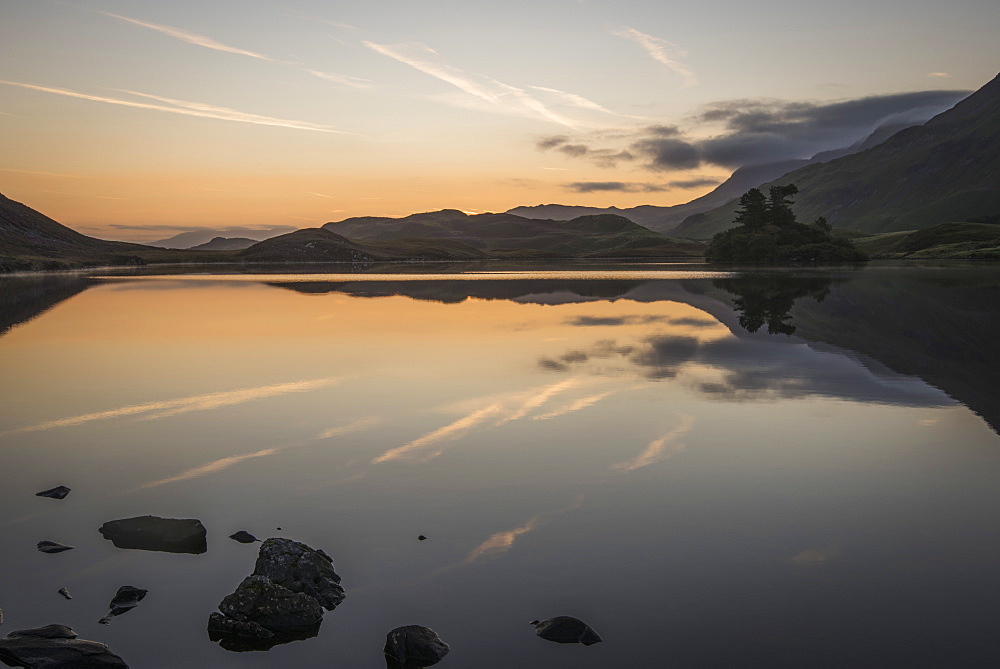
[384,625,450,668]
[531,616,603,646]
[229,531,258,544]
[36,541,73,554]
[35,486,71,500]
[98,516,206,554]
[0,625,128,668]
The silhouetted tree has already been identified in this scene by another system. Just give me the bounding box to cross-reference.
[733,188,768,229]
[812,216,831,233]
[766,184,799,227]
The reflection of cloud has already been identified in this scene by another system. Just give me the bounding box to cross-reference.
[130,448,278,491]
[789,542,840,566]
[533,391,615,421]
[612,415,694,472]
[318,416,381,439]
[372,403,504,464]
[463,495,584,564]
[499,377,582,424]
[566,314,718,328]
[3,378,344,435]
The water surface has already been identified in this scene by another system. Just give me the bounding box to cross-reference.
[1,263,998,667]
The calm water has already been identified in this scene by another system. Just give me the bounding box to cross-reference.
[1,263,999,667]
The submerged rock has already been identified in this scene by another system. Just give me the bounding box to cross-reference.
[207,538,345,651]
[35,486,71,500]
[57,588,72,600]
[0,625,128,668]
[384,625,450,668]
[99,586,147,624]
[530,616,603,646]
[99,516,207,554]
[36,541,73,554]
[229,531,259,544]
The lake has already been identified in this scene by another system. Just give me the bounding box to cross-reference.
[1,262,999,667]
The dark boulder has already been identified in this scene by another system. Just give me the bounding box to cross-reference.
[36,541,73,554]
[99,586,147,624]
[229,531,258,544]
[218,575,323,631]
[252,538,345,610]
[384,625,450,668]
[57,588,72,600]
[0,625,128,668]
[530,616,603,646]
[98,516,206,554]
[35,486,71,500]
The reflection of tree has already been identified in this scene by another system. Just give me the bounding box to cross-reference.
[713,276,839,335]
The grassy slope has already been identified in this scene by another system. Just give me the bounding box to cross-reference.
[854,222,1000,258]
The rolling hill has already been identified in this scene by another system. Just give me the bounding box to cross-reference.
[673,73,1000,239]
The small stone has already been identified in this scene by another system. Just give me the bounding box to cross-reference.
[384,625,450,668]
[229,531,259,544]
[531,616,603,646]
[35,486,71,499]
[99,586,147,624]
[418,535,427,541]
[37,541,74,554]
[58,588,72,600]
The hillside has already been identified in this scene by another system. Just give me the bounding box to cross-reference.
[674,74,1000,239]
[236,228,489,262]
[854,221,1000,259]
[322,210,704,257]
[190,237,257,251]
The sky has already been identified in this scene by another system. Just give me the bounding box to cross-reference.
[1,0,997,241]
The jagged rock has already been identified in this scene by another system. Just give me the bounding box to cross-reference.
[252,538,345,610]
[98,516,206,554]
[36,541,73,554]
[0,625,128,667]
[530,616,603,645]
[207,538,344,650]
[384,625,450,668]
[99,586,147,624]
[35,486,71,500]
[57,588,72,600]
[229,531,258,544]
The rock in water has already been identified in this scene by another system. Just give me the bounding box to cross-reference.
[229,531,258,544]
[418,535,427,541]
[384,625,450,668]
[207,538,345,651]
[36,541,74,554]
[99,586,148,624]
[57,588,72,600]
[99,516,207,554]
[531,616,603,646]
[35,486,71,500]
[0,625,128,667]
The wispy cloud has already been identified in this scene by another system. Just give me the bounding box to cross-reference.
[612,27,697,87]
[0,81,348,133]
[317,416,381,439]
[106,13,370,90]
[463,494,584,564]
[106,13,274,60]
[927,72,951,78]
[372,403,505,464]
[130,448,278,491]
[499,377,583,424]
[2,378,344,435]
[612,415,695,472]
[533,390,615,421]
[363,41,582,128]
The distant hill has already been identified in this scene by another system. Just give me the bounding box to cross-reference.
[321,210,704,257]
[508,119,941,234]
[149,227,293,249]
[673,74,1000,239]
[189,237,257,251]
[236,228,489,262]
[855,221,1000,259]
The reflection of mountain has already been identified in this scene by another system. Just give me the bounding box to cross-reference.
[0,275,92,336]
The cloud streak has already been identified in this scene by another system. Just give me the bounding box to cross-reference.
[611,415,695,472]
[0,81,348,133]
[131,448,278,491]
[105,13,274,60]
[462,494,584,564]
[2,378,344,435]
[372,403,505,464]
[613,27,697,87]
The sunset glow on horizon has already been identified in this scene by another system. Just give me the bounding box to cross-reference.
[1,0,997,241]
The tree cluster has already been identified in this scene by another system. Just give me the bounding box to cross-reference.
[705,184,867,263]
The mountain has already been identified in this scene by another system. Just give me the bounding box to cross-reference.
[508,120,938,234]
[321,210,704,257]
[236,227,489,262]
[673,74,1000,239]
[149,227,292,249]
[189,237,257,251]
